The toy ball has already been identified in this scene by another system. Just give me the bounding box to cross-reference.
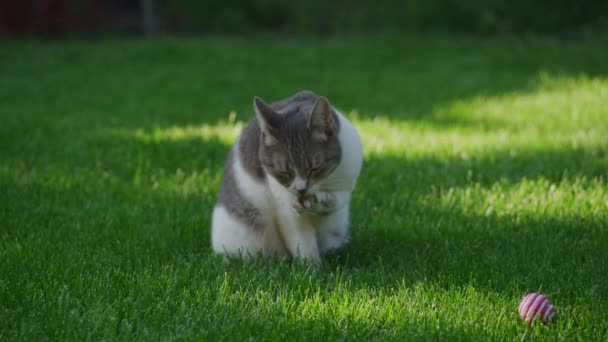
[518,292,556,325]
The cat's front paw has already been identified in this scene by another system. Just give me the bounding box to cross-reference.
[293,198,308,214]
[293,199,303,214]
[312,192,335,210]
[294,194,316,214]
[295,192,336,214]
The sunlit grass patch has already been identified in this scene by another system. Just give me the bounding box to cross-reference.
[357,117,605,157]
[356,73,608,156]
[420,177,608,219]
[459,74,608,130]
[114,114,243,145]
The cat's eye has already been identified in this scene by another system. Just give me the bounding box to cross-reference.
[310,166,323,175]
[277,171,293,179]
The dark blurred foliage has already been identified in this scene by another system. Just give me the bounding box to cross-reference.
[1,0,607,37]
[165,0,608,37]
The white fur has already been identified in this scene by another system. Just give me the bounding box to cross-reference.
[211,111,362,262]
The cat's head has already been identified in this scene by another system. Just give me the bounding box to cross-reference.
[253,95,341,197]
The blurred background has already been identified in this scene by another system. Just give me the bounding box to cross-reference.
[1,0,607,38]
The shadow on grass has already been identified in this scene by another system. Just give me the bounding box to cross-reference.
[1,133,231,259]
[3,124,607,340]
[363,144,608,191]
[8,127,604,291]
[5,37,606,133]
[90,134,231,181]
[329,144,607,296]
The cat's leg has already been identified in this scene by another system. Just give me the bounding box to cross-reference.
[316,205,350,255]
[211,205,266,260]
[300,191,351,254]
[291,229,321,263]
[275,206,321,263]
[287,223,321,263]
[268,178,321,263]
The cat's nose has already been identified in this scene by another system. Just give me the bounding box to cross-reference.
[294,177,308,195]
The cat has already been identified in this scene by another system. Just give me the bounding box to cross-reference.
[211,90,363,262]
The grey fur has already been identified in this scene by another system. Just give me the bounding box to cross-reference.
[256,91,342,190]
[216,90,342,228]
[270,91,341,133]
[217,147,265,230]
[238,120,265,181]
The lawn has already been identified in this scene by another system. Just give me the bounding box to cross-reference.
[1,34,607,340]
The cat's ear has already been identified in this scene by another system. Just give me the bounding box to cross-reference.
[253,96,280,146]
[308,96,336,141]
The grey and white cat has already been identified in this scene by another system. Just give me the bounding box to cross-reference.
[211,91,363,262]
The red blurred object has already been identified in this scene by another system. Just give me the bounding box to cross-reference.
[0,0,103,36]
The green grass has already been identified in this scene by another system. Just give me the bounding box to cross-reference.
[1,34,607,340]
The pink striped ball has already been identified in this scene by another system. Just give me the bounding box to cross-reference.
[518,292,556,325]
